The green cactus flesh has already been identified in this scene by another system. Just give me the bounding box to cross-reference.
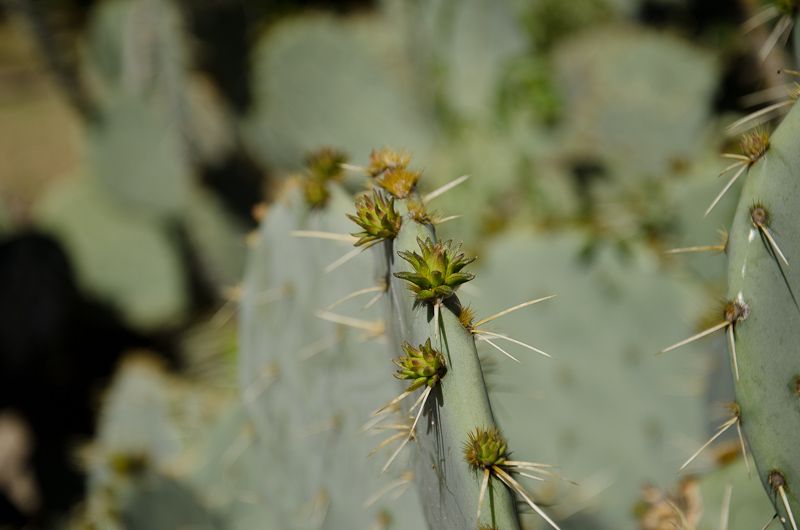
[379,204,521,529]
[237,181,427,529]
[726,101,800,528]
[473,229,714,529]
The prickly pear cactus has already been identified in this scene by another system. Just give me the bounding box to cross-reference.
[338,149,573,530]
[237,155,427,529]
[724,100,800,528]
[658,26,800,523]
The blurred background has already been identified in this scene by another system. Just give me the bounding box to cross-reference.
[0,0,794,528]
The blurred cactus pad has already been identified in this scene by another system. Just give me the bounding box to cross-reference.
[3,0,800,528]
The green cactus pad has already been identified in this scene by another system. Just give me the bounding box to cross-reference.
[474,230,710,529]
[35,176,188,329]
[237,182,427,529]
[380,204,521,529]
[726,99,800,528]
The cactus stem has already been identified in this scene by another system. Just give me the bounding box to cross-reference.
[422,174,470,203]
[382,386,433,473]
[679,405,741,471]
[327,284,386,310]
[474,331,552,358]
[363,471,413,508]
[472,295,557,329]
[770,471,799,530]
[315,310,384,335]
[290,230,357,243]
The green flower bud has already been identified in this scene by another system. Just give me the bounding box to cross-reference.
[394,238,476,302]
[347,190,402,246]
[393,338,446,392]
[464,427,509,472]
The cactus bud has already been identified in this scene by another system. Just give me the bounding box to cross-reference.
[394,237,476,302]
[393,338,447,392]
[347,190,402,246]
